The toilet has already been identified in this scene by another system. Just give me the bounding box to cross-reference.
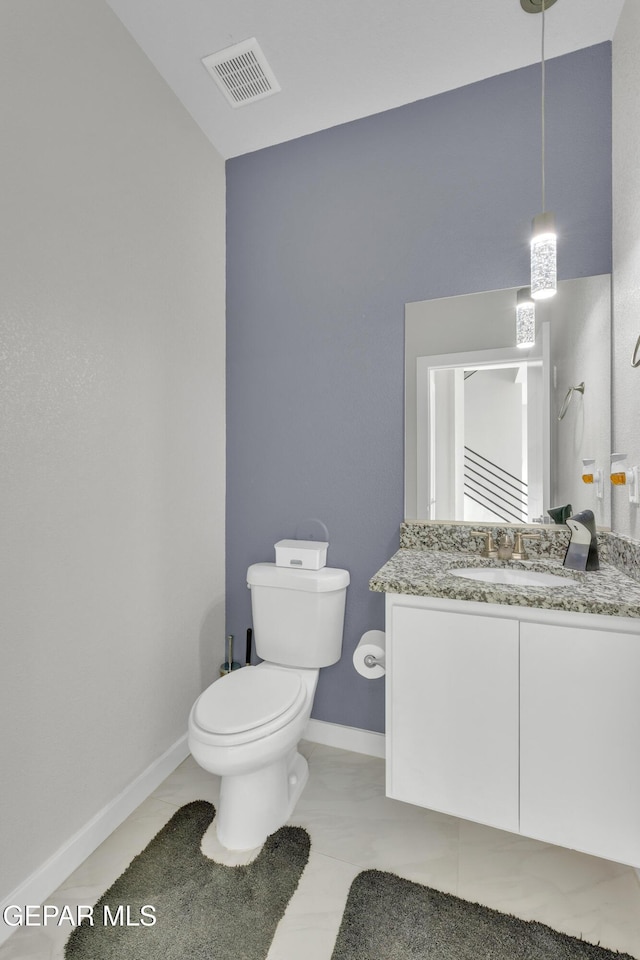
[188,555,349,850]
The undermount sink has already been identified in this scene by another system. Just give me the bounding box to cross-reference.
[449,567,573,588]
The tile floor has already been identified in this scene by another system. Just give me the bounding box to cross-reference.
[2,741,640,958]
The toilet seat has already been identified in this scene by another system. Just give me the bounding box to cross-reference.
[191,667,307,746]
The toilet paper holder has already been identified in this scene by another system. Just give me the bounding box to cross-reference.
[353,629,386,679]
[363,653,383,669]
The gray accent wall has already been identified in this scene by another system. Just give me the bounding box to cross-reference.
[227,43,612,734]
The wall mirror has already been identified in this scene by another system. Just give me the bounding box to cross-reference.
[405,274,611,527]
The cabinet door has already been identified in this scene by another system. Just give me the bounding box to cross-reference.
[387,605,519,833]
[520,622,640,867]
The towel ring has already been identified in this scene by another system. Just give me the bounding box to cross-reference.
[558,382,585,421]
[632,335,640,368]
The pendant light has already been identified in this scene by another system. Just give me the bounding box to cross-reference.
[522,0,559,300]
[516,288,536,348]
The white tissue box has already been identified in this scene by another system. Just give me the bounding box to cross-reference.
[274,539,328,570]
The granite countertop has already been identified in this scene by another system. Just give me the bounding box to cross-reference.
[370,548,640,619]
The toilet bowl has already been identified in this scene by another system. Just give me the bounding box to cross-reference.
[188,663,318,850]
[188,554,349,850]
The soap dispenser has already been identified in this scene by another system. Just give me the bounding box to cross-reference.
[563,509,599,572]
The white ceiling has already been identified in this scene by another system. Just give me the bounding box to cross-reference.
[104,0,624,159]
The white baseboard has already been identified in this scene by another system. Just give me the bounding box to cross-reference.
[304,718,385,759]
[0,735,189,947]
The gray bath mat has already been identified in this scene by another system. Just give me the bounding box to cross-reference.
[331,869,634,960]
[65,800,310,960]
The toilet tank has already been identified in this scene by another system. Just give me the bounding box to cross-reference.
[246,563,350,668]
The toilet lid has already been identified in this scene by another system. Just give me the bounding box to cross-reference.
[193,668,305,736]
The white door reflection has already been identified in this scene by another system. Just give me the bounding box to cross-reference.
[416,336,549,523]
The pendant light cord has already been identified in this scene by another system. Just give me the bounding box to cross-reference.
[541,0,546,212]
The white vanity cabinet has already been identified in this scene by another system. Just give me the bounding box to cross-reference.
[520,621,640,866]
[385,593,640,867]
[387,604,520,833]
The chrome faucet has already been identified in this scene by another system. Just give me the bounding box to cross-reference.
[497,535,513,560]
[472,530,498,558]
[473,530,542,561]
[512,531,542,560]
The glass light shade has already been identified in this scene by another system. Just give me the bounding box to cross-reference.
[531,211,557,300]
[516,288,536,349]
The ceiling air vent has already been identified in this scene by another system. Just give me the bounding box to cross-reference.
[202,38,281,108]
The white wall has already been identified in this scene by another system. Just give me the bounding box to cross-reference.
[431,368,462,520]
[0,0,225,906]
[613,1,640,538]
[550,275,611,530]
[526,364,544,522]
